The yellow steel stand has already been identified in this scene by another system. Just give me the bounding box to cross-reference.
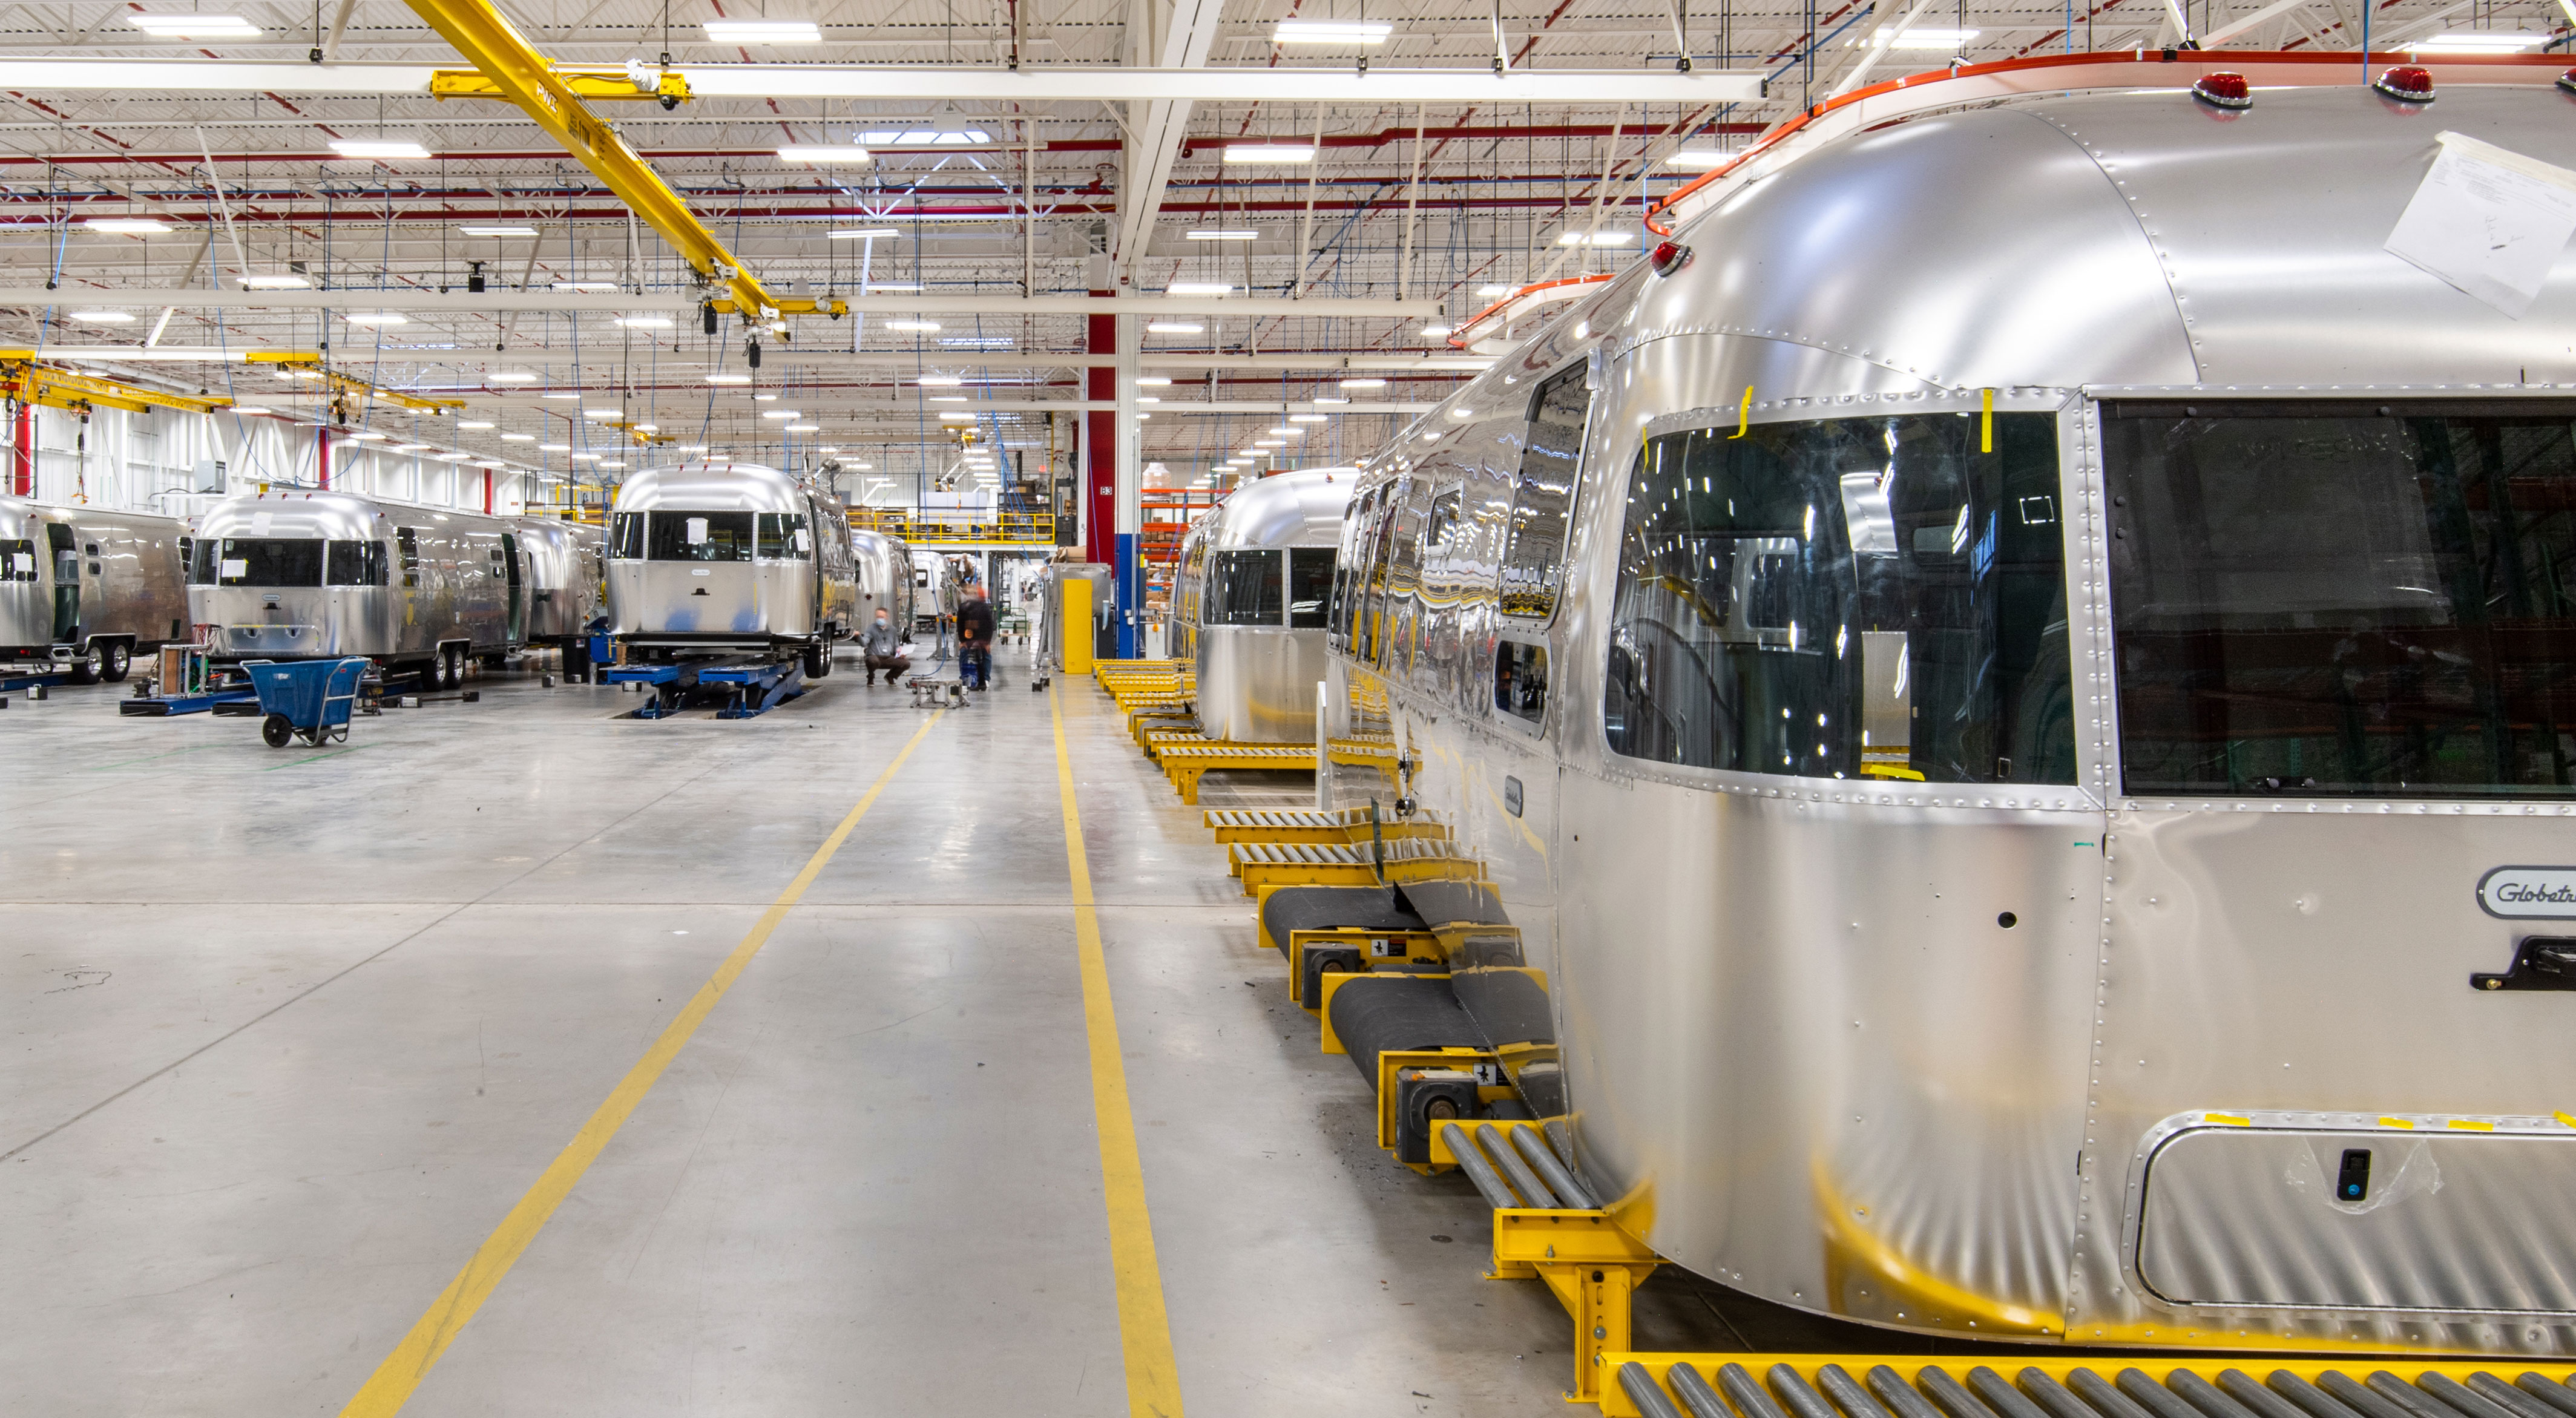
[1490,1209,1660,1406]
[1062,578,1094,675]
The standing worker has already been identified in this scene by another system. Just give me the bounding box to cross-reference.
[957,584,996,691]
[859,606,911,686]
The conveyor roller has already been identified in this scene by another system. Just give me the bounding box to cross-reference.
[1606,1363,2576,1418]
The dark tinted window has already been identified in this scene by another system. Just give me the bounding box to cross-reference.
[1497,640,1549,723]
[2106,401,2576,798]
[1208,549,1284,627]
[647,511,754,562]
[396,528,420,588]
[758,511,812,559]
[210,538,325,588]
[326,540,388,586]
[1605,413,2074,784]
[608,512,644,559]
[1289,548,1335,629]
[1503,363,1589,619]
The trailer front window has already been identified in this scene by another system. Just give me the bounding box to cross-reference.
[646,511,753,562]
[2105,399,2576,798]
[207,538,324,587]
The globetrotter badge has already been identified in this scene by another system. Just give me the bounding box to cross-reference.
[2476,866,2576,919]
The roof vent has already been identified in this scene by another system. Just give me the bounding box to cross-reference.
[1649,240,1694,277]
[2191,71,2253,109]
[2373,65,2436,103]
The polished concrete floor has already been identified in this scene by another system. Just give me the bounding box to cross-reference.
[0,648,1891,1416]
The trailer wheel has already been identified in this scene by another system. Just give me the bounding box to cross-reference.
[100,642,131,682]
[261,714,293,747]
[67,643,102,684]
[801,643,830,679]
[442,644,464,690]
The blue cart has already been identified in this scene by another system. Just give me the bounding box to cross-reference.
[241,657,370,747]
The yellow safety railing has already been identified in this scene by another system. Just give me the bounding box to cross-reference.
[847,508,1058,546]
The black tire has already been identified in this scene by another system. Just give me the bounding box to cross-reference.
[442,645,464,689]
[66,643,102,684]
[261,713,293,747]
[100,642,131,682]
[802,643,829,679]
[416,655,444,692]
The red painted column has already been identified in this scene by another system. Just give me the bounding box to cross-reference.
[317,426,331,491]
[482,468,493,514]
[11,401,31,496]
[1084,294,1115,566]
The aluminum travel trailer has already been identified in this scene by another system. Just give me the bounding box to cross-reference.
[1324,70,2576,1357]
[850,528,916,634]
[605,462,859,676]
[188,491,599,689]
[1172,469,1351,742]
[0,497,188,681]
[913,550,959,634]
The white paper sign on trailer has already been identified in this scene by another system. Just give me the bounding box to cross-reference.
[2385,130,2576,319]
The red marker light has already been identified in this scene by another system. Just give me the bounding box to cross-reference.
[1650,240,1694,277]
[2191,71,2253,109]
[2373,65,2436,103]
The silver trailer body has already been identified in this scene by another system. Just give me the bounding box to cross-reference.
[606,462,859,663]
[0,497,188,679]
[186,491,588,674]
[1329,82,2576,1356]
[913,550,959,632]
[850,528,916,632]
[1040,560,1111,671]
[1174,469,1352,742]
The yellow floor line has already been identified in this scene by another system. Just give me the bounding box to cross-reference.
[1051,684,1186,1418]
[337,711,945,1418]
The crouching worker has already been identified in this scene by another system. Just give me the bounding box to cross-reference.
[859,608,912,685]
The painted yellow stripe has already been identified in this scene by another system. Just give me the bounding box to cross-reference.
[338,711,945,1417]
[1051,684,1186,1418]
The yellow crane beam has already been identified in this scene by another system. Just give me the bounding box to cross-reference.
[430,64,691,104]
[0,362,233,416]
[401,0,778,320]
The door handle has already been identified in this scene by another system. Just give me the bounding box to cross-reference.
[2472,936,2576,991]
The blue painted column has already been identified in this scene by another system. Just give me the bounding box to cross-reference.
[1115,531,1139,659]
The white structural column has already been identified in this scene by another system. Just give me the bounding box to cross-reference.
[1116,0,1229,274]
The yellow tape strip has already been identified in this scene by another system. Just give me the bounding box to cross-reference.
[1051,684,1187,1418]
[1730,384,1753,439]
[337,711,945,1417]
[1981,387,1995,453]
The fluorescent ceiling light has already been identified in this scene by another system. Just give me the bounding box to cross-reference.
[1268,427,1302,436]
[704,19,821,42]
[1861,25,1977,47]
[435,451,470,461]
[552,281,617,292]
[917,375,964,387]
[474,459,507,469]
[456,421,494,430]
[460,225,538,237]
[501,433,536,442]
[1556,230,1637,246]
[884,320,941,332]
[777,146,872,164]
[343,312,407,326]
[680,445,709,453]
[1166,281,1231,296]
[1476,284,1514,298]
[1135,376,1172,386]
[85,218,170,235]
[754,393,779,401]
[1136,396,1160,404]
[939,412,974,422]
[1222,145,1314,164]
[1146,321,1203,334]
[760,410,803,419]
[1289,413,1330,422]
[616,315,673,329]
[583,407,622,418]
[67,310,135,324]
[1187,229,1259,241]
[569,452,599,461]
[1662,149,1732,170]
[229,405,272,415]
[346,431,389,441]
[1419,324,1453,340]
[785,423,820,431]
[238,274,312,289]
[929,396,968,404]
[488,371,537,384]
[540,392,582,399]
[1339,378,1387,389]
[2415,30,2548,49]
[539,442,571,451]
[394,443,433,453]
[1313,395,1349,404]
[129,13,261,37]
[330,139,431,160]
[1272,19,1392,43]
[828,228,901,240]
[859,129,991,145]
[706,374,751,385]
